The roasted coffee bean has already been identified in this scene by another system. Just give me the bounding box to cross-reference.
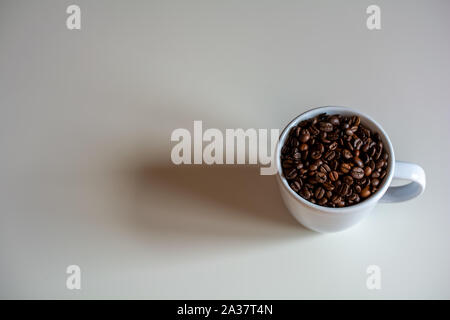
[360,186,371,198]
[376,159,385,169]
[371,171,380,179]
[342,149,353,159]
[324,150,336,161]
[315,172,327,183]
[286,168,297,179]
[315,187,325,200]
[338,183,350,196]
[328,142,338,151]
[351,116,360,127]
[323,181,335,191]
[328,132,339,140]
[351,167,365,179]
[332,195,342,204]
[329,115,340,126]
[362,143,370,153]
[320,163,331,173]
[301,150,309,161]
[372,178,380,187]
[282,112,388,207]
[309,125,320,136]
[299,129,310,143]
[329,171,339,182]
[313,159,323,166]
[311,150,322,160]
[299,188,311,199]
[283,159,294,168]
[319,122,333,132]
[290,181,301,193]
[340,163,352,174]
[353,156,363,167]
[343,175,354,185]
[316,143,325,153]
[354,138,363,150]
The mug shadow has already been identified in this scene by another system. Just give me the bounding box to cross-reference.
[126,162,318,245]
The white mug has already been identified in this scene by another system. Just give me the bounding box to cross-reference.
[276,106,426,233]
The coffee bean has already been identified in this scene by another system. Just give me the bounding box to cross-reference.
[323,181,335,191]
[329,141,338,150]
[329,171,339,182]
[353,156,364,167]
[351,167,365,179]
[360,186,371,198]
[286,168,297,179]
[282,159,294,168]
[332,195,342,204]
[290,181,301,193]
[338,183,350,196]
[354,138,363,150]
[372,178,380,187]
[315,172,327,183]
[342,149,352,159]
[343,175,354,185]
[299,129,310,143]
[315,187,325,200]
[309,125,320,136]
[329,115,340,126]
[376,159,385,169]
[299,144,308,151]
[324,150,336,161]
[319,122,333,132]
[340,163,352,174]
[351,116,360,126]
[282,112,388,207]
[300,188,311,199]
[311,150,322,160]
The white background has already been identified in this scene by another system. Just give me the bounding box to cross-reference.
[1,0,449,299]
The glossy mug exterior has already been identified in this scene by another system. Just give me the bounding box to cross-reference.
[276,106,426,233]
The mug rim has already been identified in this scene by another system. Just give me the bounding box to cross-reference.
[276,106,395,214]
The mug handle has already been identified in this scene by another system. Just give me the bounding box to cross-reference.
[380,161,426,203]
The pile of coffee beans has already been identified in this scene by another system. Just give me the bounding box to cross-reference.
[281,113,389,207]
